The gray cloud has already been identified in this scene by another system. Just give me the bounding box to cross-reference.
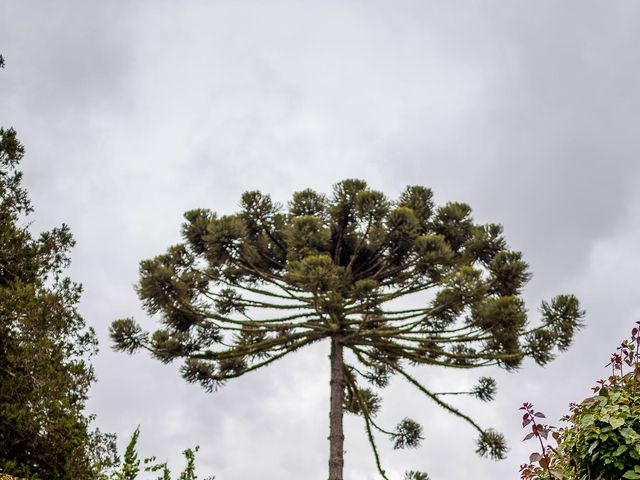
[2,1,640,479]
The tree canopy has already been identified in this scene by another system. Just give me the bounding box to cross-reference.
[0,56,116,478]
[112,179,584,479]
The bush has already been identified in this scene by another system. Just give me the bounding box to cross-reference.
[520,322,640,480]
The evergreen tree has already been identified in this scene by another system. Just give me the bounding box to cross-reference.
[111,179,584,479]
[0,56,117,479]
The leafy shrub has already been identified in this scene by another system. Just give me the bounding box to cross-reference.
[520,322,640,480]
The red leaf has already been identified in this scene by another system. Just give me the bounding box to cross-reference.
[523,432,535,441]
[529,452,542,463]
[534,412,546,418]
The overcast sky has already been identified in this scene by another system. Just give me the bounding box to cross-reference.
[2,1,640,479]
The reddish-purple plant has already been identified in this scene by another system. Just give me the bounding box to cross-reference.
[519,403,562,479]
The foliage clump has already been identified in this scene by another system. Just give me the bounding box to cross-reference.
[521,322,640,480]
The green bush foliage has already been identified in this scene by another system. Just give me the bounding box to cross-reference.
[521,322,640,480]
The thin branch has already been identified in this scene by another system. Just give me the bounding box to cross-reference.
[199,334,323,380]
[344,368,390,480]
[390,364,484,435]
[346,214,374,270]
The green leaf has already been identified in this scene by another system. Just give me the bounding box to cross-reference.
[580,414,595,427]
[614,445,629,456]
[621,427,640,442]
[609,416,625,429]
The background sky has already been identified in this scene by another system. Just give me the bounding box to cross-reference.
[2,1,640,479]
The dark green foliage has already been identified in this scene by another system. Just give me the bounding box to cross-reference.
[392,418,423,450]
[116,427,141,480]
[472,377,497,402]
[0,120,116,475]
[111,318,149,354]
[404,471,430,480]
[475,429,509,460]
[344,385,381,417]
[111,179,583,477]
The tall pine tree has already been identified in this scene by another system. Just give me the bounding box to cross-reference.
[112,179,583,479]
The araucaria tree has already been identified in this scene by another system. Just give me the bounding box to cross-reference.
[111,179,584,479]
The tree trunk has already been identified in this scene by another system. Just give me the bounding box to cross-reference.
[328,335,345,480]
